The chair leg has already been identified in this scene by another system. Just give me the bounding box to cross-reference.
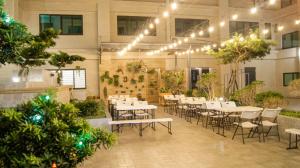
[197,113,201,125]
[277,125,280,142]
[241,127,245,144]
[232,125,239,140]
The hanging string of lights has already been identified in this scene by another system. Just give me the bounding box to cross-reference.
[117,1,178,56]
[147,0,299,56]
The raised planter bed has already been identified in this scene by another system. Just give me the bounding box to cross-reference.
[277,115,300,141]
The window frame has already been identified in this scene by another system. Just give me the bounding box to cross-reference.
[282,31,299,49]
[48,69,87,89]
[283,72,300,86]
[281,0,295,8]
[39,14,83,35]
[117,15,156,36]
[175,18,210,37]
[229,21,259,37]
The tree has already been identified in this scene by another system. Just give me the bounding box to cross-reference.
[49,51,85,85]
[196,72,218,100]
[161,70,184,95]
[207,32,274,96]
[0,91,116,167]
[0,0,59,75]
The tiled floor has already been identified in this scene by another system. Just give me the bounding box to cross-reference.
[81,107,300,168]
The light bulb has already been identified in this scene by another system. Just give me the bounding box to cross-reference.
[295,20,300,25]
[190,33,196,38]
[154,18,160,24]
[239,37,244,42]
[199,30,204,36]
[221,42,226,47]
[250,34,257,39]
[178,40,182,44]
[184,38,189,42]
[196,48,200,52]
[220,21,225,27]
[250,7,257,14]
[208,26,214,33]
[269,0,276,5]
[232,14,238,20]
[163,11,169,17]
[144,29,149,35]
[171,2,177,10]
[149,23,154,29]
[139,34,144,38]
[212,44,217,48]
[278,26,284,31]
[263,29,269,34]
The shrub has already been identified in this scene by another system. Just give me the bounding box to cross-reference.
[255,91,286,108]
[0,93,115,167]
[280,109,300,118]
[73,99,106,118]
[185,89,193,97]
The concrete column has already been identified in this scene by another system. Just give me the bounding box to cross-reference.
[97,0,111,43]
[3,0,19,20]
[218,0,230,41]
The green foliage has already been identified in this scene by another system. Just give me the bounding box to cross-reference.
[138,75,144,83]
[116,67,123,74]
[207,32,274,64]
[147,68,156,74]
[161,71,184,95]
[0,92,116,167]
[280,109,300,118]
[185,89,193,97]
[207,32,275,95]
[230,81,264,106]
[126,60,146,73]
[196,72,218,100]
[131,78,137,84]
[112,75,119,87]
[255,91,286,108]
[72,99,106,118]
[49,51,85,85]
[160,87,169,93]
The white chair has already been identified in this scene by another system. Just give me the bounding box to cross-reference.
[197,101,221,127]
[232,110,261,144]
[116,101,133,119]
[221,101,239,122]
[221,101,237,108]
[260,108,282,142]
[134,101,150,119]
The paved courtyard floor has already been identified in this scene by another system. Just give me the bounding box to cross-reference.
[81,107,300,168]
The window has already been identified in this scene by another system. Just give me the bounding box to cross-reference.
[283,72,300,86]
[61,69,86,89]
[175,18,209,37]
[281,0,296,8]
[282,31,299,49]
[264,23,272,39]
[245,67,256,86]
[40,14,83,35]
[117,16,156,36]
[229,21,259,37]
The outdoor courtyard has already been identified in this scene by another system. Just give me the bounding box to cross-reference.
[82,107,300,168]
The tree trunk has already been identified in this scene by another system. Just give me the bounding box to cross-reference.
[225,64,239,97]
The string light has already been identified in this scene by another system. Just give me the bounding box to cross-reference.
[149,23,154,29]
[190,32,196,38]
[263,29,269,34]
[154,18,160,24]
[198,30,204,36]
[295,20,300,25]
[250,7,257,14]
[144,29,149,35]
[232,14,238,20]
[269,0,276,5]
[277,26,284,31]
[220,21,225,27]
[171,2,177,10]
[208,26,214,33]
[163,11,169,17]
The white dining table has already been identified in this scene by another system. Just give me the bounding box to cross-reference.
[115,105,157,111]
[214,106,263,113]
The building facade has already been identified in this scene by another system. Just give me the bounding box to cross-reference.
[2,0,300,100]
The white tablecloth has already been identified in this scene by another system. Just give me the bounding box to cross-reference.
[115,105,157,111]
[214,106,263,113]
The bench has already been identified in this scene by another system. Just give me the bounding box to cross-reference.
[109,118,173,136]
[285,128,300,149]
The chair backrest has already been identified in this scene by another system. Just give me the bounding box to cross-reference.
[241,111,261,120]
[261,108,282,119]
[221,101,237,108]
[179,98,188,104]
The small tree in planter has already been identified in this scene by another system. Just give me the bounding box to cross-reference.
[49,51,85,85]
[161,70,184,95]
[207,32,274,96]
[196,72,218,100]
[288,79,300,97]
[0,92,115,167]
